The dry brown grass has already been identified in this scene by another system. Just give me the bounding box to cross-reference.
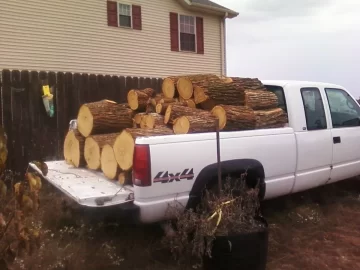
[3,176,360,270]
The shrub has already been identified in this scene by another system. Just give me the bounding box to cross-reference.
[162,174,266,264]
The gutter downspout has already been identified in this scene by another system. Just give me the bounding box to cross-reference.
[220,13,228,77]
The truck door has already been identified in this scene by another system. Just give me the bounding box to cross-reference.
[292,87,333,193]
[323,87,360,183]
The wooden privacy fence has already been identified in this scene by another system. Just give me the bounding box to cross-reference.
[0,69,163,174]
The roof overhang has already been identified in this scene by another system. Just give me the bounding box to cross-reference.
[177,0,239,19]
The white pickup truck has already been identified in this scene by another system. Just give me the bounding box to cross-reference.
[30,80,360,223]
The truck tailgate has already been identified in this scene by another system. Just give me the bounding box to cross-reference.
[29,161,134,207]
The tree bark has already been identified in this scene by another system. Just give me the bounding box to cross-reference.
[173,115,217,134]
[164,105,213,125]
[228,77,267,91]
[113,127,174,171]
[77,100,134,137]
[193,83,246,106]
[127,88,154,111]
[84,133,119,170]
[71,131,86,168]
[211,105,256,131]
[255,108,288,128]
[245,90,278,110]
[100,144,121,180]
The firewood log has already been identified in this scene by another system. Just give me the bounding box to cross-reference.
[162,76,194,100]
[211,105,256,131]
[164,105,213,125]
[228,77,267,91]
[155,101,188,115]
[113,127,173,171]
[173,115,217,134]
[71,131,86,168]
[193,83,246,106]
[140,113,166,129]
[245,90,278,110]
[77,100,134,137]
[84,133,119,170]
[100,144,121,180]
[255,108,288,128]
[127,88,154,111]
[150,94,177,107]
[133,113,147,128]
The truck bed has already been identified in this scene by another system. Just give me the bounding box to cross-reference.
[29,161,134,207]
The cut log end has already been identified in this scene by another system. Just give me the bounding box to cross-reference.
[177,78,193,100]
[77,105,93,137]
[193,86,208,104]
[71,135,85,168]
[164,105,172,124]
[101,144,119,180]
[173,116,190,134]
[211,106,227,130]
[162,78,176,98]
[64,130,75,164]
[113,131,135,171]
[127,90,140,110]
[84,137,101,170]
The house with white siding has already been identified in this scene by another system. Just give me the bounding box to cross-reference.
[0,0,238,78]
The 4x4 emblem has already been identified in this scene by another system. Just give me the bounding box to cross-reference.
[153,169,194,183]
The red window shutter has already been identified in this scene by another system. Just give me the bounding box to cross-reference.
[170,12,179,51]
[196,17,204,54]
[132,5,142,30]
[107,1,118,27]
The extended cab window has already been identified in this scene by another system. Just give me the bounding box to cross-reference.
[325,88,360,128]
[301,88,327,130]
[264,85,287,113]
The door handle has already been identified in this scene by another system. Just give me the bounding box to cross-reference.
[333,136,341,144]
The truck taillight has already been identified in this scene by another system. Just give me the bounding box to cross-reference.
[133,144,151,187]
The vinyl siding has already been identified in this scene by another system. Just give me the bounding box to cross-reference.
[0,0,224,78]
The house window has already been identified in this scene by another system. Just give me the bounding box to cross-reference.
[119,3,131,27]
[179,15,196,52]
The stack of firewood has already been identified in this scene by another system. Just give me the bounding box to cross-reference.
[63,74,288,183]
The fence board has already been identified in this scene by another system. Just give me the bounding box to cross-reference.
[119,76,126,102]
[20,70,31,169]
[56,72,67,155]
[79,74,89,105]
[11,70,22,172]
[89,74,98,103]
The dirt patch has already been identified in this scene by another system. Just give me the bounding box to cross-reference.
[5,177,360,270]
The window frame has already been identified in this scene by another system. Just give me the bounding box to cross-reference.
[178,14,197,53]
[300,87,327,131]
[118,3,132,28]
[325,87,360,128]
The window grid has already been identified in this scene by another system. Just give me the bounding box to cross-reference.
[179,15,196,52]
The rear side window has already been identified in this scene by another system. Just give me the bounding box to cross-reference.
[301,87,327,130]
[325,88,360,128]
[264,85,287,113]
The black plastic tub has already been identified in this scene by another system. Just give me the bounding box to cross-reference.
[203,216,269,270]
